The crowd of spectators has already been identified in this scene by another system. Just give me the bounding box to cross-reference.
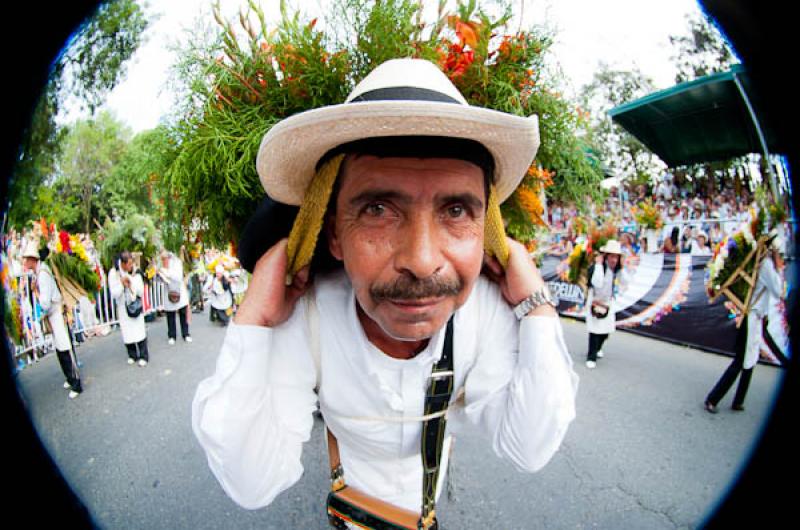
[544,174,792,259]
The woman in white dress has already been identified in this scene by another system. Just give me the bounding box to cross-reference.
[585,240,624,369]
[108,251,149,366]
[158,250,192,345]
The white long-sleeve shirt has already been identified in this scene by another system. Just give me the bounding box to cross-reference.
[192,270,578,512]
[108,267,147,344]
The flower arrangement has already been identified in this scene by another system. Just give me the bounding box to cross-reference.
[2,256,24,346]
[47,230,101,299]
[561,219,618,288]
[166,0,603,250]
[706,191,784,309]
[565,241,589,285]
[631,199,663,230]
[524,225,552,267]
[97,214,161,272]
[571,216,588,236]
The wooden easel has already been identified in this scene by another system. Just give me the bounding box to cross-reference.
[709,235,769,328]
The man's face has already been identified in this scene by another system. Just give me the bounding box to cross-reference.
[605,253,620,269]
[328,155,486,345]
[22,257,38,272]
[121,258,134,272]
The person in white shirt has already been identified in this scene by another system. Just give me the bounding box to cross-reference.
[158,250,192,345]
[108,251,149,366]
[705,239,784,413]
[584,240,625,368]
[191,58,577,528]
[204,264,233,325]
[690,231,712,256]
[21,241,83,398]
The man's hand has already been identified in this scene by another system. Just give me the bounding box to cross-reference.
[234,238,311,327]
[595,254,604,265]
[483,237,556,317]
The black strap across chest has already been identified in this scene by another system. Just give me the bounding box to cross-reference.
[419,316,454,529]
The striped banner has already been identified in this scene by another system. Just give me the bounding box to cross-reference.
[542,254,790,366]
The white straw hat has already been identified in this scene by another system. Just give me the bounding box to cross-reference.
[599,239,623,255]
[22,241,40,259]
[256,58,540,206]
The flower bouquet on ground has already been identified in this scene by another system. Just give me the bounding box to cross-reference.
[705,191,784,319]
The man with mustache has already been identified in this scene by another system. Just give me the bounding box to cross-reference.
[192,59,578,529]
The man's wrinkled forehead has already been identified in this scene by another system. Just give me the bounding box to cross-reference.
[323,136,495,209]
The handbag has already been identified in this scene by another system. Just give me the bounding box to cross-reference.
[125,290,143,318]
[590,300,609,319]
[325,317,454,530]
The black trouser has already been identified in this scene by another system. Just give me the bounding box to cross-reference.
[166,307,190,340]
[125,338,149,362]
[209,307,230,326]
[587,333,608,362]
[56,348,82,393]
[706,316,752,408]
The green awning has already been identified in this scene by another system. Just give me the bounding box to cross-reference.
[608,65,783,168]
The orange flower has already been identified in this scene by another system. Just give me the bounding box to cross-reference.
[517,187,546,226]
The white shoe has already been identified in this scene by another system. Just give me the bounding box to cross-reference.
[138,359,148,367]
[586,360,597,369]
[168,338,176,346]
[597,350,604,359]
[64,381,71,389]
[127,358,135,365]
[185,336,193,343]
[68,390,80,399]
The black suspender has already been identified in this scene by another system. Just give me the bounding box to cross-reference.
[419,316,454,530]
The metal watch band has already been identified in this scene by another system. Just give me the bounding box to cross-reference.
[513,286,557,319]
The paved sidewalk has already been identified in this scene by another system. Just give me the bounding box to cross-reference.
[13,310,786,529]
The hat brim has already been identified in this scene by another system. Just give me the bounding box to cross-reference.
[256,100,540,206]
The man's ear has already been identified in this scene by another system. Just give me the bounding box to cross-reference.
[326,215,343,261]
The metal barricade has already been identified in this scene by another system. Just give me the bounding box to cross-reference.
[7,266,169,369]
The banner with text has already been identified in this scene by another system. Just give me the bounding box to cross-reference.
[541,254,790,366]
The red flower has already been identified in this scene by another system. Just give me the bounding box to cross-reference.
[59,230,72,255]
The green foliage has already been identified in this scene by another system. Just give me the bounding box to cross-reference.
[7,0,148,230]
[580,64,664,187]
[111,126,181,235]
[55,0,150,114]
[3,293,23,346]
[46,252,101,300]
[165,0,603,247]
[97,214,162,271]
[57,111,132,233]
[669,12,738,84]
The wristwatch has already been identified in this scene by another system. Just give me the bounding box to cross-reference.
[513,285,559,319]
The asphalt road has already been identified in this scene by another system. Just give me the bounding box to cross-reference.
[14,308,785,529]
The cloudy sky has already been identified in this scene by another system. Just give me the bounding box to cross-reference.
[73,0,704,133]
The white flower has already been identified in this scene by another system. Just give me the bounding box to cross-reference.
[742,225,755,245]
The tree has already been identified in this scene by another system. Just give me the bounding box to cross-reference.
[580,64,665,187]
[6,0,148,229]
[111,126,186,251]
[669,12,738,84]
[57,111,132,233]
